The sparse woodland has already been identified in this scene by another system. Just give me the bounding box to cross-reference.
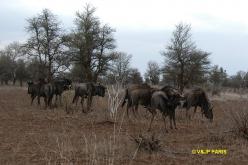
[0,4,244,90]
[1,4,248,165]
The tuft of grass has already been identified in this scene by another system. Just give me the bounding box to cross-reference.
[230,109,248,140]
[62,90,75,114]
[131,134,162,154]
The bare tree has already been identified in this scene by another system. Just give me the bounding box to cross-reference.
[209,65,227,86]
[15,59,29,86]
[0,53,13,85]
[231,71,246,88]
[1,42,24,84]
[162,23,210,91]
[25,9,68,81]
[0,42,25,85]
[128,68,143,84]
[144,61,160,85]
[66,4,116,82]
[4,42,23,61]
[184,50,210,86]
[107,52,132,84]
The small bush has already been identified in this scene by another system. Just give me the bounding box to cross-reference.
[62,90,74,114]
[212,88,221,96]
[131,134,162,154]
[230,110,248,140]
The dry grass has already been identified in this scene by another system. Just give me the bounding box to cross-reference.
[0,86,248,164]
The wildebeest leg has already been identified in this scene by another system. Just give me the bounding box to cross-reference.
[186,106,192,120]
[75,96,80,107]
[201,108,204,118]
[49,96,53,109]
[193,106,197,118]
[134,104,140,118]
[80,97,83,104]
[72,95,76,103]
[162,113,169,132]
[44,97,47,109]
[59,95,62,106]
[185,108,189,119]
[89,96,93,112]
[31,95,36,105]
[132,104,138,118]
[148,109,157,131]
[169,113,173,129]
[81,97,85,113]
[55,95,58,106]
[172,109,177,129]
[126,101,131,118]
[86,97,90,112]
[37,96,41,105]
[72,95,78,105]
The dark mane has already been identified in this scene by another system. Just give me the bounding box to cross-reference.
[160,85,177,91]
[160,85,181,98]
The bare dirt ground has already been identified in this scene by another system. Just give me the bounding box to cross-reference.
[0,86,248,165]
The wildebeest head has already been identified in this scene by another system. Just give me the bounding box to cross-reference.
[27,81,34,94]
[196,87,214,122]
[54,78,72,90]
[38,78,47,85]
[63,78,72,90]
[161,86,182,97]
[203,103,213,122]
[94,83,106,97]
[161,86,184,105]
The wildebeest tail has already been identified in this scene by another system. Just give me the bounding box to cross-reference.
[121,89,128,107]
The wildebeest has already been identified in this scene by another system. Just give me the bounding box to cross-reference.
[183,87,213,121]
[72,82,106,113]
[121,83,155,117]
[148,87,183,132]
[121,84,183,118]
[27,81,41,105]
[38,83,54,108]
[27,79,54,108]
[53,78,72,105]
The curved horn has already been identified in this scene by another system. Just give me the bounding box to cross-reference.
[179,93,184,98]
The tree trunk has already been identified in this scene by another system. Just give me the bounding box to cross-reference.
[179,63,184,93]
[13,78,16,85]
[48,60,52,82]
[85,70,93,82]
[93,73,98,83]
[13,72,16,85]
[20,79,23,87]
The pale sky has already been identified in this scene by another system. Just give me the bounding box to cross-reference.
[1,0,248,76]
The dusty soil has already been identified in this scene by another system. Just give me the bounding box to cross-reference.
[0,86,248,165]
